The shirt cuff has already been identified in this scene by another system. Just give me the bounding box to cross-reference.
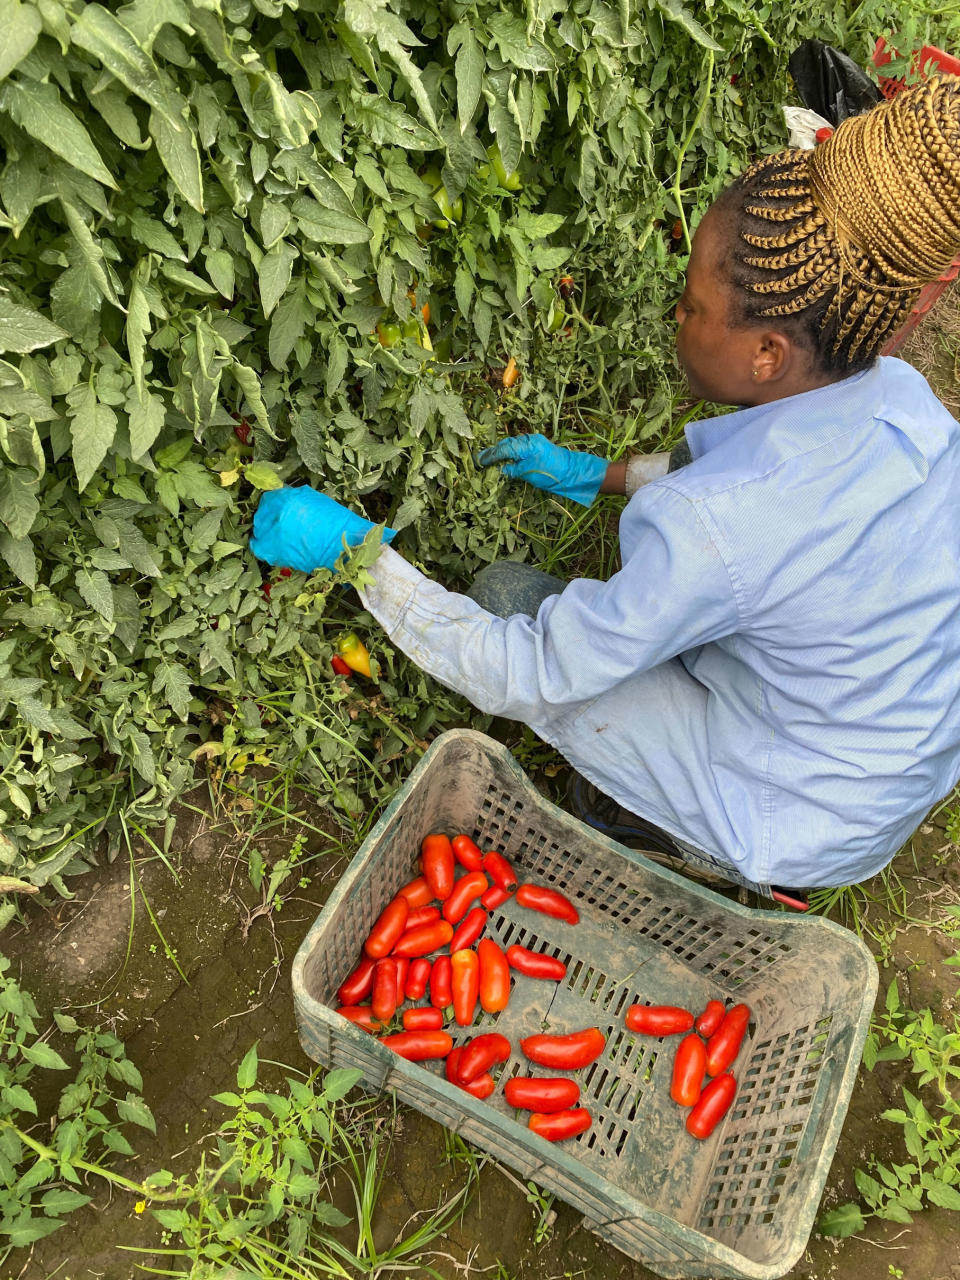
[625,452,671,498]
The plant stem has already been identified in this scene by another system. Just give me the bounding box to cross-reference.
[672,49,716,256]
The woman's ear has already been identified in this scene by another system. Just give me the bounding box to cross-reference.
[752,331,794,385]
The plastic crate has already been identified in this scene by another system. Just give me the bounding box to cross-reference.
[292,730,878,1280]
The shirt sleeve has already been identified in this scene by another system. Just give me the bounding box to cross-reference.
[359,483,741,722]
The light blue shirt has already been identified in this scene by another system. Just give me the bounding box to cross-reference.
[361,358,960,887]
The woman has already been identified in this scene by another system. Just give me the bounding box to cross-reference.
[252,75,960,897]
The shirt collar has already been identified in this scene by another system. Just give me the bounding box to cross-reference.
[684,365,875,461]
[683,359,952,476]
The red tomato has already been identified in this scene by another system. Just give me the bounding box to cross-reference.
[451,834,485,871]
[405,957,432,1001]
[446,1047,496,1098]
[405,905,442,929]
[520,1028,606,1070]
[335,1005,386,1033]
[398,876,433,908]
[515,883,579,924]
[686,1072,736,1139]
[670,1034,707,1107]
[442,871,489,924]
[528,1108,592,1141]
[481,884,510,910]
[403,1007,444,1030]
[461,1072,495,1099]
[381,1030,453,1061]
[482,851,518,893]
[450,948,480,1027]
[705,1004,751,1077]
[506,945,566,981]
[449,906,487,952]
[430,955,452,1009]
[455,1032,511,1083]
[331,655,352,677]
[421,833,455,899]
[371,959,398,1022]
[477,939,511,1013]
[394,957,409,1004]
[337,955,375,1005]
[364,896,409,959]
[625,1005,695,1036]
[695,999,726,1039]
[504,1077,580,1112]
[392,919,454,958]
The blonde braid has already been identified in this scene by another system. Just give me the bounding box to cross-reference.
[717,75,960,372]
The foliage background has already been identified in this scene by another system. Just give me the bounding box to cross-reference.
[0,0,958,916]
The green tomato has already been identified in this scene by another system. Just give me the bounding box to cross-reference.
[432,186,463,224]
[486,143,521,192]
[402,317,423,343]
[376,322,402,347]
[547,304,566,333]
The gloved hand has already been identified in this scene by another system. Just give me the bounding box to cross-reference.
[476,433,607,506]
[251,486,396,573]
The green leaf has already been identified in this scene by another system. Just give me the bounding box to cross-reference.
[817,1202,865,1237]
[0,79,116,189]
[926,1180,960,1210]
[75,567,114,621]
[0,531,36,588]
[313,1201,351,1227]
[0,468,39,538]
[128,391,166,460]
[321,1067,362,1102]
[116,1092,156,1134]
[149,107,204,213]
[40,1188,91,1215]
[69,382,117,491]
[286,1172,319,1199]
[127,211,185,260]
[244,462,282,491]
[343,0,439,134]
[3,1216,64,1246]
[293,197,371,246]
[2,1084,37,1115]
[62,201,121,308]
[236,1043,258,1090]
[258,242,297,318]
[656,0,723,51]
[21,1040,70,1070]
[205,248,235,299]
[0,297,68,354]
[455,29,483,131]
[268,281,311,370]
[0,0,42,83]
[71,4,181,122]
[152,660,192,721]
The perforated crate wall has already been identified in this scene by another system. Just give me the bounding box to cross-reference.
[293,730,877,1280]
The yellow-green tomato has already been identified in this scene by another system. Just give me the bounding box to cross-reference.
[432,186,463,225]
[376,322,402,347]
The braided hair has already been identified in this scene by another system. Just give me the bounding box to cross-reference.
[713,74,960,377]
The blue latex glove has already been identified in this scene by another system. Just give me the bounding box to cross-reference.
[251,486,396,573]
[476,433,607,506]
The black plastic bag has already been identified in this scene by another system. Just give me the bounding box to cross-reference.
[789,39,882,125]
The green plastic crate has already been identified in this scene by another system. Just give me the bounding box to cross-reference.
[292,729,877,1280]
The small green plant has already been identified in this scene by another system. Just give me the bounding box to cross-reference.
[126,1044,478,1277]
[943,805,960,848]
[819,976,960,1237]
[0,953,153,1257]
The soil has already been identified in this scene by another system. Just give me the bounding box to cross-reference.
[3,761,959,1280]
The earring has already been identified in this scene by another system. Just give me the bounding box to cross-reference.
[752,370,758,377]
